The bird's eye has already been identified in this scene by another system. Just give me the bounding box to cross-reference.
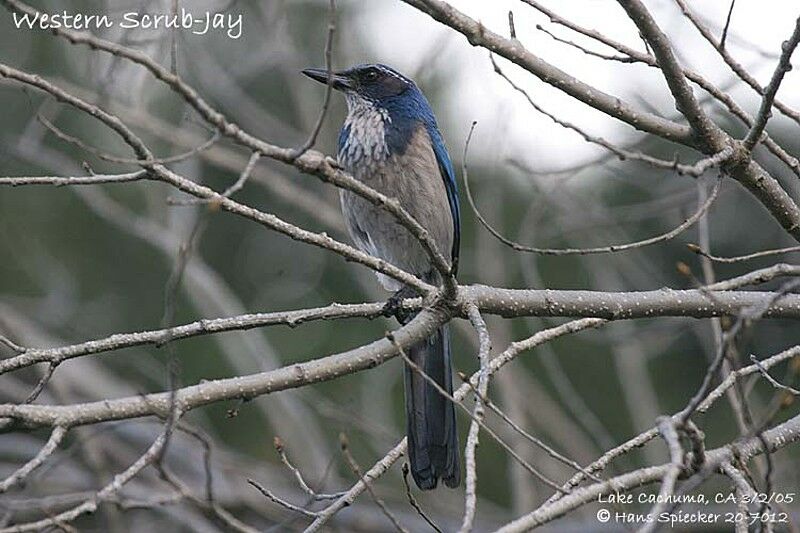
[364,69,379,82]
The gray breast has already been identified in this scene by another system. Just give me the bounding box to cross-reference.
[338,116,454,291]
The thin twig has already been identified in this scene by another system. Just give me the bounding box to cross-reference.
[306,318,607,532]
[521,0,800,179]
[750,354,800,396]
[247,479,319,519]
[720,0,737,49]
[639,417,684,533]
[699,345,800,412]
[459,304,491,533]
[0,300,411,375]
[339,433,409,533]
[155,204,209,466]
[274,437,347,501]
[0,426,67,494]
[0,171,146,186]
[291,0,336,160]
[704,263,800,291]
[496,413,800,532]
[550,343,800,502]
[389,332,569,494]
[0,335,26,354]
[458,375,602,483]
[23,362,56,404]
[38,113,221,165]
[1,420,177,532]
[680,280,800,425]
[491,56,734,177]
[742,16,800,150]
[401,463,442,533]
[0,59,434,292]
[720,461,755,533]
[674,0,800,128]
[157,464,258,533]
[464,119,723,255]
[508,10,516,39]
[535,24,639,63]
[170,150,261,205]
[688,243,800,264]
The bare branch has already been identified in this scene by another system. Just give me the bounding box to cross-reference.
[339,433,409,533]
[0,63,434,292]
[401,0,692,144]
[750,354,800,396]
[0,0,455,286]
[674,0,800,127]
[1,420,176,532]
[0,171,146,186]
[742,16,800,150]
[495,413,800,532]
[291,0,336,160]
[305,441,407,532]
[639,418,684,533]
[704,263,800,291]
[0,300,407,375]
[390,332,567,494]
[274,437,347,501]
[491,56,734,176]
[307,318,605,531]
[534,24,640,64]
[0,307,447,429]
[688,243,800,264]
[458,375,602,483]
[0,426,67,494]
[522,0,800,178]
[37,113,221,165]
[0,335,26,354]
[720,462,755,533]
[618,0,723,144]
[465,122,724,254]
[23,362,56,404]
[551,343,800,501]
[459,304,491,533]
[720,0,737,49]
[679,281,800,425]
[247,479,318,519]
[699,345,800,413]
[171,150,261,205]
[401,463,442,533]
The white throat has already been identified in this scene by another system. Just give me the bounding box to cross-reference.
[339,93,391,164]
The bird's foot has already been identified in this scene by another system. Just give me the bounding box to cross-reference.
[324,155,341,169]
[382,287,417,324]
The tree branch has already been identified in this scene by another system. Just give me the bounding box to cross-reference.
[400,0,693,145]
[742,15,800,150]
[495,413,800,532]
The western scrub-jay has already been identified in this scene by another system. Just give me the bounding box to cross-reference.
[302,63,460,490]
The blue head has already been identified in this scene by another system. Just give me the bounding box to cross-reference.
[302,63,416,107]
[302,63,437,156]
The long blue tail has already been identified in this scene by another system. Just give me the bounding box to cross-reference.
[404,324,460,490]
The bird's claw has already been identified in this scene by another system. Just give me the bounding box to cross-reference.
[382,293,403,319]
[382,288,417,324]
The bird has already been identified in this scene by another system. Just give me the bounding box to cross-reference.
[302,63,461,490]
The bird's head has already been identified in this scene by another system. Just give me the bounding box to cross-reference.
[302,63,416,106]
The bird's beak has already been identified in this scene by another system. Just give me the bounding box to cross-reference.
[302,68,352,90]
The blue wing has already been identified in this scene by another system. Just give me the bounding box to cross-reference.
[426,126,461,273]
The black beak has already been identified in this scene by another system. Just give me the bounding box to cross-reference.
[302,68,352,90]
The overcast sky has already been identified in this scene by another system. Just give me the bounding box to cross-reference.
[346,0,800,173]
